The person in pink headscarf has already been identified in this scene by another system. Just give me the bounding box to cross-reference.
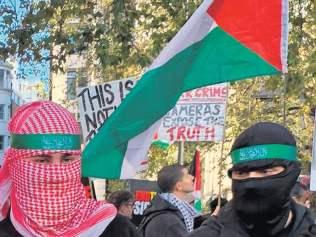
[0,101,138,237]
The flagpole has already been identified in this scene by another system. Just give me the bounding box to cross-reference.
[311,109,316,191]
[210,152,215,202]
[178,141,185,165]
[282,74,287,125]
[217,140,225,208]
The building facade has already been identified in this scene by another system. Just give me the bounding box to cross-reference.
[0,61,41,165]
[0,61,16,165]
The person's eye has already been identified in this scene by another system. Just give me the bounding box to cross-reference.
[258,169,275,176]
[62,156,76,163]
[34,158,48,163]
[236,171,246,175]
[233,170,247,178]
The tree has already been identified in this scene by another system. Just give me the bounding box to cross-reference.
[0,0,104,66]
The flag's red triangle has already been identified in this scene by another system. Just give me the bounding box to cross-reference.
[208,0,283,71]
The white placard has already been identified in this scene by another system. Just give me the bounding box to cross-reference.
[157,83,228,142]
[77,77,137,143]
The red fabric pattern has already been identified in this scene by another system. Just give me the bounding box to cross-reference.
[9,101,81,135]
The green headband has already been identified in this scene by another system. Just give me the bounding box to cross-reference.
[11,134,81,150]
[230,144,297,165]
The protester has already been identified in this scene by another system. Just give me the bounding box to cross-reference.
[104,190,139,237]
[291,181,311,208]
[108,190,135,219]
[138,164,198,237]
[189,122,315,237]
[0,101,136,237]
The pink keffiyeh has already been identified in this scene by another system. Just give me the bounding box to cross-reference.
[0,101,116,237]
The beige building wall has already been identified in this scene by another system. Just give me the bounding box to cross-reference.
[51,70,67,104]
[202,144,232,207]
[51,52,88,116]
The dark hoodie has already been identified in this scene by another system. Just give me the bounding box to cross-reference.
[138,194,188,237]
[188,201,315,237]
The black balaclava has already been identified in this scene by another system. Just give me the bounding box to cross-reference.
[229,122,300,237]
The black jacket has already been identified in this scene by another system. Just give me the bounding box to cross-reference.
[138,195,188,237]
[188,201,315,237]
[0,214,139,237]
[102,214,139,237]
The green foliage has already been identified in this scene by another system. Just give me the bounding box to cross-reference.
[1,1,92,63]
[106,180,129,199]
[0,0,202,79]
[145,144,178,178]
[33,81,49,99]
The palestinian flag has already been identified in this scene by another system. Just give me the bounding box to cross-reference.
[152,132,170,150]
[189,148,202,212]
[82,0,288,179]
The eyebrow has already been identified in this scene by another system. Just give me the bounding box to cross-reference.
[233,164,277,173]
[35,155,51,158]
[62,153,78,158]
[33,153,75,158]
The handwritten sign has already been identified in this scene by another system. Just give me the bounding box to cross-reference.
[157,83,228,142]
[77,77,137,143]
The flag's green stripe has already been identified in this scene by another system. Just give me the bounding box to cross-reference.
[82,27,279,178]
[194,199,202,212]
[152,140,170,150]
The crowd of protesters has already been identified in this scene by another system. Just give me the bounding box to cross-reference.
[0,101,316,236]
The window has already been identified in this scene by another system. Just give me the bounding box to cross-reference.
[0,136,4,150]
[77,71,88,87]
[0,105,4,120]
[0,70,4,88]
[67,71,77,100]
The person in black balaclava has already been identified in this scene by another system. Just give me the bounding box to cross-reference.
[188,122,315,237]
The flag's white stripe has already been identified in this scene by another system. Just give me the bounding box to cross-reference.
[193,190,201,199]
[149,0,215,70]
[121,0,217,178]
[281,0,289,73]
[120,119,162,178]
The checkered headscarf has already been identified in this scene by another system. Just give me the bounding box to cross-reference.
[0,101,116,237]
[160,193,198,232]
